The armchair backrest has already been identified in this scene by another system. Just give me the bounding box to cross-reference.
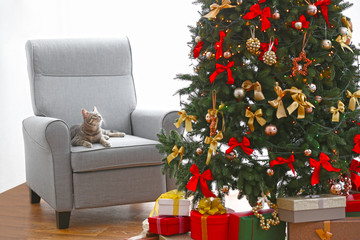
[25,38,137,133]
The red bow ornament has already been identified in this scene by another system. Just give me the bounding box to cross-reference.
[243,4,271,31]
[314,0,331,26]
[259,0,266,3]
[215,31,226,60]
[259,38,278,61]
[270,155,296,176]
[193,41,204,58]
[292,15,310,29]
[352,134,360,154]
[310,153,341,186]
[209,61,235,85]
[226,137,254,156]
[186,164,217,198]
[350,159,360,189]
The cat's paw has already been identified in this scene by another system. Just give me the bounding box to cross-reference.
[114,132,126,137]
[103,135,110,140]
[84,142,93,148]
[102,141,111,148]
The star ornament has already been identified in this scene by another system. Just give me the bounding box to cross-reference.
[292,51,312,77]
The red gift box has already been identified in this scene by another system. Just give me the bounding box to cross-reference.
[190,210,230,240]
[148,216,190,236]
[346,193,360,212]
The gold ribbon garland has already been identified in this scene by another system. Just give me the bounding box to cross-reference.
[252,193,280,230]
[346,90,360,111]
[316,221,333,240]
[245,109,266,132]
[167,145,184,169]
[204,131,223,165]
[287,87,315,119]
[198,197,227,215]
[203,0,236,19]
[268,83,289,119]
[330,100,345,122]
[174,110,197,132]
[149,189,184,217]
[242,80,265,101]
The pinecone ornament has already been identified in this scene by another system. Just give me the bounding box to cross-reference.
[263,50,276,65]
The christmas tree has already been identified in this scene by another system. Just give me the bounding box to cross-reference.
[157,0,360,208]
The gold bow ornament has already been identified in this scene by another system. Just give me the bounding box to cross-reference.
[203,0,236,19]
[287,87,315,119]
[336,35,353,53]
[174,110,197,132]
[167,145,184,169]
[316,221,333,240]
[242,80,265,101]
[346,90,360,111]
[268,83,289,119]
[330,100,345,122]
[245,109,266,132]
[204,131,223,165]
[149,189,184,217]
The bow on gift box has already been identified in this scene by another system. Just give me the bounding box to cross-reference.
[329,100,345,122]
[287,87,315,119]
[259,38,278,61]
[203,0,235,19]
[198,197,227,215]
[270,155,296,176]
[346,90,360,111]
[226,136,254,156]
[209,61,235,85]
[186,164,217,198]
[174,110,197,132]
[268,84,289,119]
[316,221,333,240]
[314,0,331,26]
[204,131,223,165]
[292,15,310,29]
[310,153,341,186]
[167,145,184,169]
[243,4,271,31]
[350,159,360,189]
[149,189,184,217]
[193,41,204,58]
[241,80,265,101]
[215,31,226,60]
[245,109,266,132]
[352,134,360,154]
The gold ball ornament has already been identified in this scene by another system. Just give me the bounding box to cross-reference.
[265,125,278,136]
[224,51,232,59]
[225,151,236,160]
[263,50,276,66]
[234,88,246,99]
[205,113,211,123]
[246,37,261,54]
[272,11,280,20]
[330,183,342,195]
[321,39,332,50]
[294,21,303,30]
[315,95,322,103]
[305,107,313,114]
[307,4,318,16]
[267,168,274,176]
[304,149,312,156]
[196,148,203,155]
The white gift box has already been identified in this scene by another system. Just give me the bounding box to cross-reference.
[158,199,191,216]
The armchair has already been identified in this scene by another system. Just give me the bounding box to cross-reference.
[22,38,179,229]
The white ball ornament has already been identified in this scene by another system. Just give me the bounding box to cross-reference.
[294,22,303,30]
[339,27,348,36]
[206,51,213,59]
[195,36,202,43]
[308,83,317,93]
[234,88,246,99]
[307,5,318,16]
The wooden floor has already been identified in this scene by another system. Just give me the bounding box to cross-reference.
[0,184,251,240]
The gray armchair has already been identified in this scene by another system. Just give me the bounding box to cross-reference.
[22,38,179,229]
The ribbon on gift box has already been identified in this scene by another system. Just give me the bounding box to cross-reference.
[352,134,360,154]
[316,220,333,240]
[149,189,184,217]
[350,159,360,189]
[154,216,188,235]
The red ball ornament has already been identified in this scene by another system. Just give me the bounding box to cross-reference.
[265,125,278,136]
[305,107,313,114]
[223,51,232,59]
[267,169,274,176]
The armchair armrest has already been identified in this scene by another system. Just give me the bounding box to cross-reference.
[131,109,183,141]
[22,116,73,211]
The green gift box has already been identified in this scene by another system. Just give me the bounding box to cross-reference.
[229,210,286,240]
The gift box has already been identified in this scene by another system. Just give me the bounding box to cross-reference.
[190,210,230,240]
[229,209,286,240]
[148,216,190,236]
[277,194,346,223]
[346,193,360,217]
[158,198,190,216]
[288,217,360,240]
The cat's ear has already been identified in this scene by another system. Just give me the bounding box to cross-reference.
[82,109,88,118]
[93,106,99,113]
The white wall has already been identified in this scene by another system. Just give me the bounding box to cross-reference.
[0,0,359,193]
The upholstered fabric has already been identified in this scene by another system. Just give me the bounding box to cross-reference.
[71,135,162,172]
[25,38,136,132]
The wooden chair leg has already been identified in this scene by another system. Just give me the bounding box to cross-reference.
[29,188,41,204]
[56,211,71,229]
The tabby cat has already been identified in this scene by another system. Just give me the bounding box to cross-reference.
[70,107,125,148]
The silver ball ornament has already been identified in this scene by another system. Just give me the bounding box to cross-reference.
[206,51,213,59]
[308,83,317,93]
[272,11,280,20]
[304,149,312,156]
[294,21,303,30]
[321,39,332,50]
[236,0,243,4]
[307,5,318,16]
[234,88,246,99]
[339,27,348,36]
[195,36,202,43]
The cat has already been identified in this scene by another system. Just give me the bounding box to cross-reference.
[70,107,125,148]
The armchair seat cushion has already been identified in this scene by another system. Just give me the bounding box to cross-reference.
[71,135,162,173]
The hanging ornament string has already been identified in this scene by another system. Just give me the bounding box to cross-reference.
[208,90,226,136]
[262,37,277,65]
